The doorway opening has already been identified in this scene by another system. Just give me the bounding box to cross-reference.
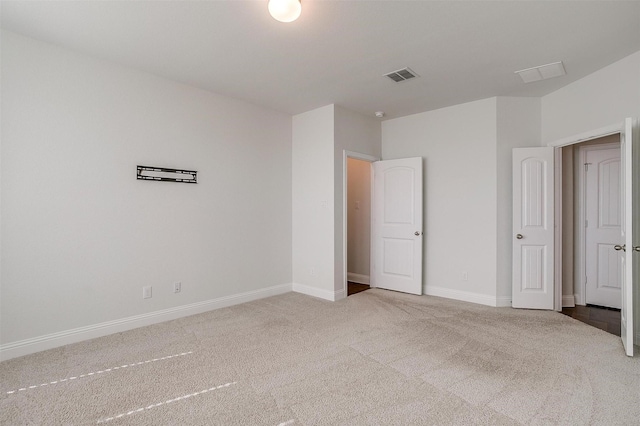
[343,153,424,297]
[515,118,634,355]
[560,134,622,335]
[342,150,380,296]
[343,152,377,297]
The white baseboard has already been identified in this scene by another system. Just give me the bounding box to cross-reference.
[425,285,509,308]
[347,273,370,285]
[292,283,344,302]
[334,288,347,301]
[562,295,576,308]
[0,283,292,361]
[495,296,513,308]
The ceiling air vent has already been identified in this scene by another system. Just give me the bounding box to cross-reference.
[515,61,566,83]
[384,67,419,83]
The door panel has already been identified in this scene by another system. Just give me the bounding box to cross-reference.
[372,157,423,295]
[522,159,546,228]
[521,246,546,290]
[383,169,414,223]
[585,147,621,308]
[596,244,621,289]
[513,148,555,309]
[382,239,414,276]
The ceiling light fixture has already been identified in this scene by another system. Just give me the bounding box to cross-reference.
[268,0,301,23]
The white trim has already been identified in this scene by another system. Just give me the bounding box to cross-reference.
[635,118,640,349]
[562,295,576,308]
[425,285,510,308]
[369,162,376,289]
[292,283,343,301]
[0,284,292,361]
[554,148,563,312]
[347,272,370,285]
[495,296,513,308]
[547,123,623,147]
[344,150,378,163]
[575,145,587,306]
[622,118,635,356]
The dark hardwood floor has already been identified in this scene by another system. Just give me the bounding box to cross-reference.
[561,305,621,336]
[347,281,370,296]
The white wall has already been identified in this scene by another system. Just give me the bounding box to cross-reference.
[4,30,638,359]
[1,31,292,355]
[291,105,335,300]
[346,158,371,281]
[334,106,381,295]
[542,51,640,144]
[382,98,499,306]
[291,104,380,300]
[496,97,541,303]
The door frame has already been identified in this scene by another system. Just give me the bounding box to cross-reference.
[576,142,621,307]
[342,150,379,297]
[548,123,625,310]
[548,120,636,341]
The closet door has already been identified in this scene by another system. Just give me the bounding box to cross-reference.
[512,147,555,310]
[371,157,423,295]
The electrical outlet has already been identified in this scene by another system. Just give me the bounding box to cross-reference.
[462,272,468,282]
[174,282,181,293]
[310,267,316,276]
[143,286,152,299]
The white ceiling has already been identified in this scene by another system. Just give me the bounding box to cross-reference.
[2,1,639,120]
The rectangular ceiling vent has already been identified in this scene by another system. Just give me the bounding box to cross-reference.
[515,61,566,83]
[384,67,419,83]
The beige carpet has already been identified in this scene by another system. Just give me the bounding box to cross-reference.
[1,289,639,425]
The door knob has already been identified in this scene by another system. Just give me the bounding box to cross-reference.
[516,234,523,239]
[614,244,626,251]
[414,231,422,236]
[635,246,640,252]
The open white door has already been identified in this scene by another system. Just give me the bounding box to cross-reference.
[371,157,423,295]
[512,147,555,309]
[619,118,636,356]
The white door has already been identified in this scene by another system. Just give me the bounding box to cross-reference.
[371,157,423,295]
[585,146,622,308]
[619,118,636,356]
[512,147,555,309]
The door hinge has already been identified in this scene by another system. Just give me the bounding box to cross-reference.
[585,219,588,228]
[584,162,592,172]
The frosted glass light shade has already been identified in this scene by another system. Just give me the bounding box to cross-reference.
[268,0,301,23]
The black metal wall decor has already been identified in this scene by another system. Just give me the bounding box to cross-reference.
[137,165,197,184]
